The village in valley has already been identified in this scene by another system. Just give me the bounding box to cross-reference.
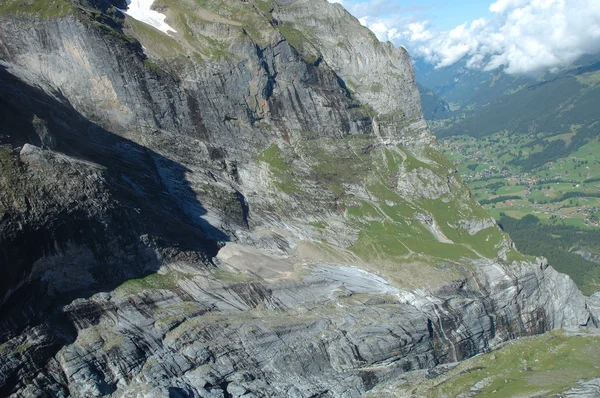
[441,131,600,228]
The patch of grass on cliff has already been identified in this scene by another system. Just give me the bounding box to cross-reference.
[114,271,189,296]
[258,144,290,172]
[258,144,297,194]
[346,201,381,219]
[296,135,373,197]
[213,269,257,282]
[349,218,477,261]
[425,146,456,170]
[176,13,238,60]
[152,0,267,58]
[505,248,537,264]
[419,196,505,258]
[307,221,327,229]
[179,0,228,15]
[143,59,163,73]
[412,331,600,398]
[346,199,471,261]
[158,0,274,48]
[383,149,404,175]
[92,20,138,47]
[195,33,235,60]
[350,103,377,119]
[255,0,273,15]
[377,109,405,123]
[462,226,506,258]
[0,340,34,356]
[370,83,383,93]
[349,221,410,260]
[343,146,492,261]
[401,149,433,172]
[126,17,184,58]
[277,23,319,64]
[405,237,478,260]
[366,181,404,205]
[346,199,414,260]
[0,0,73,18]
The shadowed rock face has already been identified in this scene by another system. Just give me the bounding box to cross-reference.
[0,0,597,396]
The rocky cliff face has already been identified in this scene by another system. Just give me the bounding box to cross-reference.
[0,0,596,396]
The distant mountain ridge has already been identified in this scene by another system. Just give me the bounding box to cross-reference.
[417,83,450,120]
[416,54,600,141]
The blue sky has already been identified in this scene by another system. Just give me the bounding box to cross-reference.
[422,1,491,29]
[341,0,492,30]
[336,0,600,74]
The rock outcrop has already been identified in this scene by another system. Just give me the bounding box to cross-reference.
[0,0,597,396]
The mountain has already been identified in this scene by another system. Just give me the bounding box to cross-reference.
[417,55,600,144]
[417,83,450,120]
[0,0,598,396]
[413,57,533,114]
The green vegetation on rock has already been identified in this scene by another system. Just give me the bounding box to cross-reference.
[257,144,297,194]
[114,271,189,296]
[256,132,508,270]
[392,330,600,397]
[277,23,320,63]
[0,0,74,18]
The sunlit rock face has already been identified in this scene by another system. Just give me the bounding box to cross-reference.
[0,0,596,396]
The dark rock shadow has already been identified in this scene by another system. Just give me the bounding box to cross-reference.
[0,64,231,384]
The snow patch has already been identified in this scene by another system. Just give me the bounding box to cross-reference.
[119,0,176,35]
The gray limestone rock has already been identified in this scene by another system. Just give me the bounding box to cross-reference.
[560,378,600,398]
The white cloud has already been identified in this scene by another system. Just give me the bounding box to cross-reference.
[412,19,488,69]
[489,0,529,14]
[356,0,600,74]
[359,16,402,42]
[404,22,433,42]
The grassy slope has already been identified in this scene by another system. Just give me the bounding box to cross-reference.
[387,330,600,397]
[0,0,74,18]
[256,133,513,289]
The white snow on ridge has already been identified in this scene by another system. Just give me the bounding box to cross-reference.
[119,0,177,35]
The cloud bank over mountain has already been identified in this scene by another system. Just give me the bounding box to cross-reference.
[352,0,600,74]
